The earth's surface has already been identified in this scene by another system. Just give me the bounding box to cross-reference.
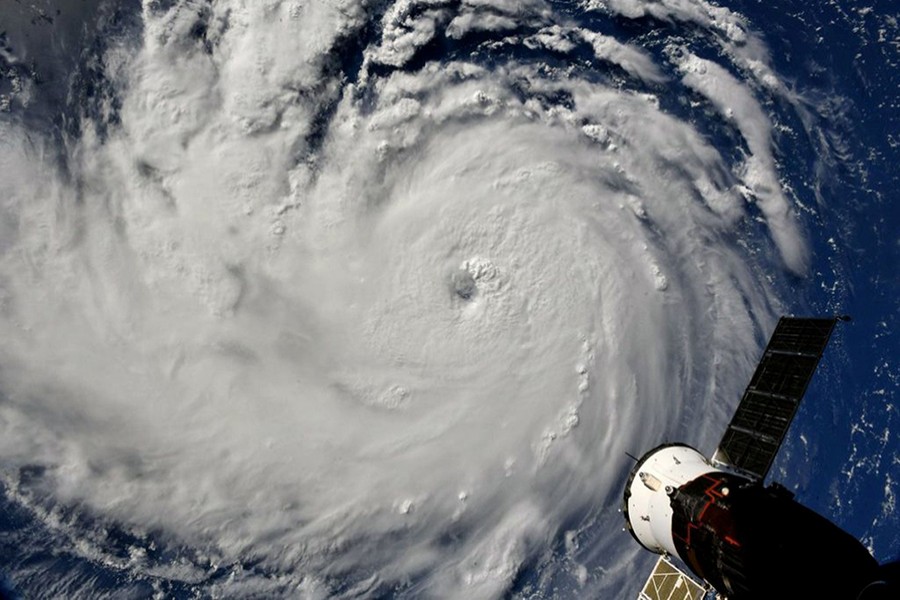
[0,1,897,598]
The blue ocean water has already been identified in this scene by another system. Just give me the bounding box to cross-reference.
[0,1,897,598]
[738,0,899,562]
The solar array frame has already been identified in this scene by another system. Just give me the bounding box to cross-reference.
[638,556,706,600]
[712,317,838,481]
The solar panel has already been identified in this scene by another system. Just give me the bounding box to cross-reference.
[638,556,706,600]
[711,317,840,480]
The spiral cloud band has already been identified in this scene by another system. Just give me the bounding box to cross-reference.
[0,0,813,597]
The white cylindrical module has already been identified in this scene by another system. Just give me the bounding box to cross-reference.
[622,444,723,556]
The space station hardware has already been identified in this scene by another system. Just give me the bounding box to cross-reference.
[623,317,899,599]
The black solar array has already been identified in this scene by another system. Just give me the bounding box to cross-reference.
[712,317,839,481]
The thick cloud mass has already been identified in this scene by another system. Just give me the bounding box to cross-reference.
[0,0,814,597]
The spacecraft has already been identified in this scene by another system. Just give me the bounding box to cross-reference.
[623,317,899,599]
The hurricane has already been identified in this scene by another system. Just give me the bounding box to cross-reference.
[1,1,894,598]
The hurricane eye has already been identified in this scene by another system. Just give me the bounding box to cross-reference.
[450,269,477,301]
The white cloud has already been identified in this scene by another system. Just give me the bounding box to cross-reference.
[0,0,809,597]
